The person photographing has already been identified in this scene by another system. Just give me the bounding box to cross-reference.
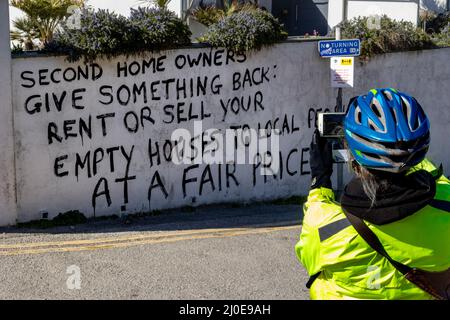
[296,88,450,300]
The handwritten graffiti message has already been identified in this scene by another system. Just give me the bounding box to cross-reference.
[13,48,318,220]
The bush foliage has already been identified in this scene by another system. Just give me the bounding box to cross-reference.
[128,7,192,50]
[191,6,225,27]
[200,8,287,53]
[339,15,436,59]
[433,25,450,47]
[45,7,191,62]
[190,2,252,27]
[427,11,450,34]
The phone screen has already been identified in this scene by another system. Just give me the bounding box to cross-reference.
[318,113,346,138]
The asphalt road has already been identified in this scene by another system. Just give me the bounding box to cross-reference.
[0,203,310,300]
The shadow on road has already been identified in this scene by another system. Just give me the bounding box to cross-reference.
[0,203,304,236]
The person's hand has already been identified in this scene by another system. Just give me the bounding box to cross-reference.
[309,129,333,189]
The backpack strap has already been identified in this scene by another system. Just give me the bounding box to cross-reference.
[429,199,450,212]
[431,164,444,180]
[428,164,450,212]
[306,272,321,289]
[343,209,412,275]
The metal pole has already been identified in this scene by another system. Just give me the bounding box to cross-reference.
[417,0,421,28]
[343,0,348,22]
[336,91,344,195]
[335,25,344,195]
[334,0,348,195]
[335,26,341,40]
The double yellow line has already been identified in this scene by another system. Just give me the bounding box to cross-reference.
[0,223,300,257]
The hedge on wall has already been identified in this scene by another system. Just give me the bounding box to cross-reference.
[128,7,192,51]
[200,8,288,53]
[45,7,192,62]
[339,15,436,59]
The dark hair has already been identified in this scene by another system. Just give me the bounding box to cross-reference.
[345,140,392,207]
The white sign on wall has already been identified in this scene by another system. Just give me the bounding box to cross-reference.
[330,57,354,88]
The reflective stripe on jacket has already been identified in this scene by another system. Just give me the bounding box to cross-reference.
[295,159,450,300]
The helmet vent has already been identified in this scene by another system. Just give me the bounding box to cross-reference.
[371,104,381,118]
[390,108,397,123]
[382,90,393,101]
[412,115,419,130]
[364,152,381,160]
[402,100,408,117]
[412,99,424,131]
[400,97,411,117]
[355,107,362,124]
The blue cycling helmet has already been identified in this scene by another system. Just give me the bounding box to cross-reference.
[344,88,430,173]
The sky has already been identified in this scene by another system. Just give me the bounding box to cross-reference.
[9,0,182,29]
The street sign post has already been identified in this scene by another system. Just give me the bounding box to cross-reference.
[318,39,360,58]
[318,36,361,194]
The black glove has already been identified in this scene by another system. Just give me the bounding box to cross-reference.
[309,129,333,189]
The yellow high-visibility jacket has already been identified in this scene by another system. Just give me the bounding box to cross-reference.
[295,160,450,300]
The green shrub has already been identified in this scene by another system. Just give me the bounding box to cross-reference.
[433,25,450,47]
[339,15,436,59]
[190,2,251,27]
[11,42,24,54]
[200,8,287,53]
[47,9,130,62]
[149,0,172,9]
[427,11,450,33]
[128,7,191,50]
[46,7,191,62]
[191,6,224,27]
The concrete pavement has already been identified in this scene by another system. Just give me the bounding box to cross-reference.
[0,203,310,300]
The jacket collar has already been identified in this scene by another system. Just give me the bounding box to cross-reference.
[340,170,436,225]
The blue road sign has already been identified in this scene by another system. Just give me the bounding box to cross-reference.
[318,39,360,57]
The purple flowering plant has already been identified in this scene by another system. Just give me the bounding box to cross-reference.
[200,8,287,53]
[46,7,191,62]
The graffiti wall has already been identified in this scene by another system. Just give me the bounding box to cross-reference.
[12,43,337,222]
[10,42,450,223]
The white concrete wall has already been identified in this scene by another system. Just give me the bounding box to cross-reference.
[0,0,17,226]
[12,44,332,222]
[328,0,419,29]
[347,1,419,24]
[8,43,450,224]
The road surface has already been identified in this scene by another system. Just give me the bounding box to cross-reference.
[0,203,310,300]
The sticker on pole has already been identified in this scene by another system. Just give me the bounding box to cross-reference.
[331,57,354,88]
[318,39,360,57]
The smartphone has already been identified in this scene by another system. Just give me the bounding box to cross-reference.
[318,112,348,163]
[318,112,346,138]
